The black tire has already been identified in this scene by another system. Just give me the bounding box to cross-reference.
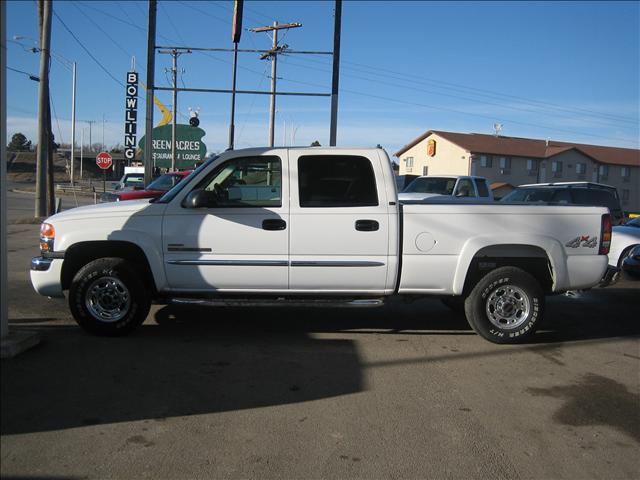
[464,267,544,344]
[441,296,465,314]
[618,245,639,268]
[69,257,151,336]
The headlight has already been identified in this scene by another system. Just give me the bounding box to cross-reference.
[40,222,55,253]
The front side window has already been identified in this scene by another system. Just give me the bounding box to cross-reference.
[198,156,282,207]
[455,179,475,197]
[298,155,378,208]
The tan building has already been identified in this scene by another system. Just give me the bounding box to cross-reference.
[395,130,640,212]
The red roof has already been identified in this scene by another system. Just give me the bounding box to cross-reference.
[394,130,640,167]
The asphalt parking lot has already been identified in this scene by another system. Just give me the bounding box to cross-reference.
[2,191,639,479]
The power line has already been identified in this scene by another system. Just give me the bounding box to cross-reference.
[73,3,132,58]
[7,66,39,81]
[279,55,634,131]
[52,10,124,87]
[282,54,638,128]
[276,75,638,147]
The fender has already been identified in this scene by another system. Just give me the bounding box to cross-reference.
[56,223,168,291]
[452,234,567,295]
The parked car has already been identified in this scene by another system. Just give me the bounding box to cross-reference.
[31,147,611,344]
[501,182,624,225]
[111,172,145,191]
[395,174,419,192]
[102,171,192,202]
[621,245,640,277]
[399,175,493,202]
[608,217,640,268]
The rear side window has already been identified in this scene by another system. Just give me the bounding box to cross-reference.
[476,179,490,197]
[571,189,621,212]
[298,155,378,207]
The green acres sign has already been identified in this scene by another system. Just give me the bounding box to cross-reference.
[139,124,207,168]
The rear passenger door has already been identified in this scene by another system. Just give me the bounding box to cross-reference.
[288,151,391,294]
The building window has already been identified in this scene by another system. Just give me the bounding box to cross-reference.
[621,166,630,178]
[576,162,587,175]
[405,157,414,172]
[298,155,378,208]
[551,160,563,173]
[499,157,511,169]
[526,159,538,172]
[599,165,609,178]
[622,189,630,204]
[480,155,492,168]
[423,166,429,176]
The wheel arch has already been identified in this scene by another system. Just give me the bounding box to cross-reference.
[454,240,561,295]
[61,241,157,295]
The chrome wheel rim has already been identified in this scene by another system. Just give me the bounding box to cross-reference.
[85,276,131,323]
[485,284,530,330]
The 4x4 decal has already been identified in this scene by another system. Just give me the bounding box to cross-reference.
[565,235,598,248]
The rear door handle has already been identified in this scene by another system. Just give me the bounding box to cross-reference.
[355,220,379,231]
[262,219,287,231]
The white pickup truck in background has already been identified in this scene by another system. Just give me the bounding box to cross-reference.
[398,175,494,202]
[30,147,612,344]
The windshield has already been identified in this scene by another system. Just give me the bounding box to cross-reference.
[156,156,219,203]
[147,173,185,192]
[404,177,457,195]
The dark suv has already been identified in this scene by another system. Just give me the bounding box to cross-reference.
[501,182,624,224]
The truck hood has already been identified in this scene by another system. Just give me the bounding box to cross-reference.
[45,198,157,224]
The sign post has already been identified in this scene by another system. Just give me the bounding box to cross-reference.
[96,151,113,192]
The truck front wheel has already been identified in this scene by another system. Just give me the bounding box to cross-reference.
[464,266,544,344]
[69,257,151,336]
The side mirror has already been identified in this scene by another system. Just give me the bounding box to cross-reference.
[183,188,217,208]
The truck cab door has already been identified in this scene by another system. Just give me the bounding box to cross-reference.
[288,150,395,294]
[162,152,289,292]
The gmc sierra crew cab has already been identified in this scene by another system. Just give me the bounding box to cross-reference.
[30,147,612,344]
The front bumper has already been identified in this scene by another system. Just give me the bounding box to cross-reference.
[30,256,65,298]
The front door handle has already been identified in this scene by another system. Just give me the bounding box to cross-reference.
[262,219,287,231]
[355,219,379,231]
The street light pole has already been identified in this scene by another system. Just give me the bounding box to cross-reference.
[70,61,76,183]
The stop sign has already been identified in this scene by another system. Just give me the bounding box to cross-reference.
[96,151,113,170]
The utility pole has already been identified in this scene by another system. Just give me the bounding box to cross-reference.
[159,48,190,170]
[80,128,84,179]
[85,120,95,152]
[250,21,301,147]
[101,113,105,152]
[329,0,342,146]
[228,0,243,150]
[144,0,157,185]
[35,0,52,217]
[70,61,76,183]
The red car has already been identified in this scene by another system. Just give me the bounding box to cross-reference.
[101,171,192,202]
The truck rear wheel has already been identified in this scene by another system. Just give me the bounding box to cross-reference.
[464,266,544,344]
[69,257,150,336]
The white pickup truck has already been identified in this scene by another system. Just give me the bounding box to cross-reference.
[30,147,612,344]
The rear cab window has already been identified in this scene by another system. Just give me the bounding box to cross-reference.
[298,155,378,207]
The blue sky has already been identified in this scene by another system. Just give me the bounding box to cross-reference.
[6,0,639,158]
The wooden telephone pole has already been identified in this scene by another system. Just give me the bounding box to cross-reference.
[250,22,302,147]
